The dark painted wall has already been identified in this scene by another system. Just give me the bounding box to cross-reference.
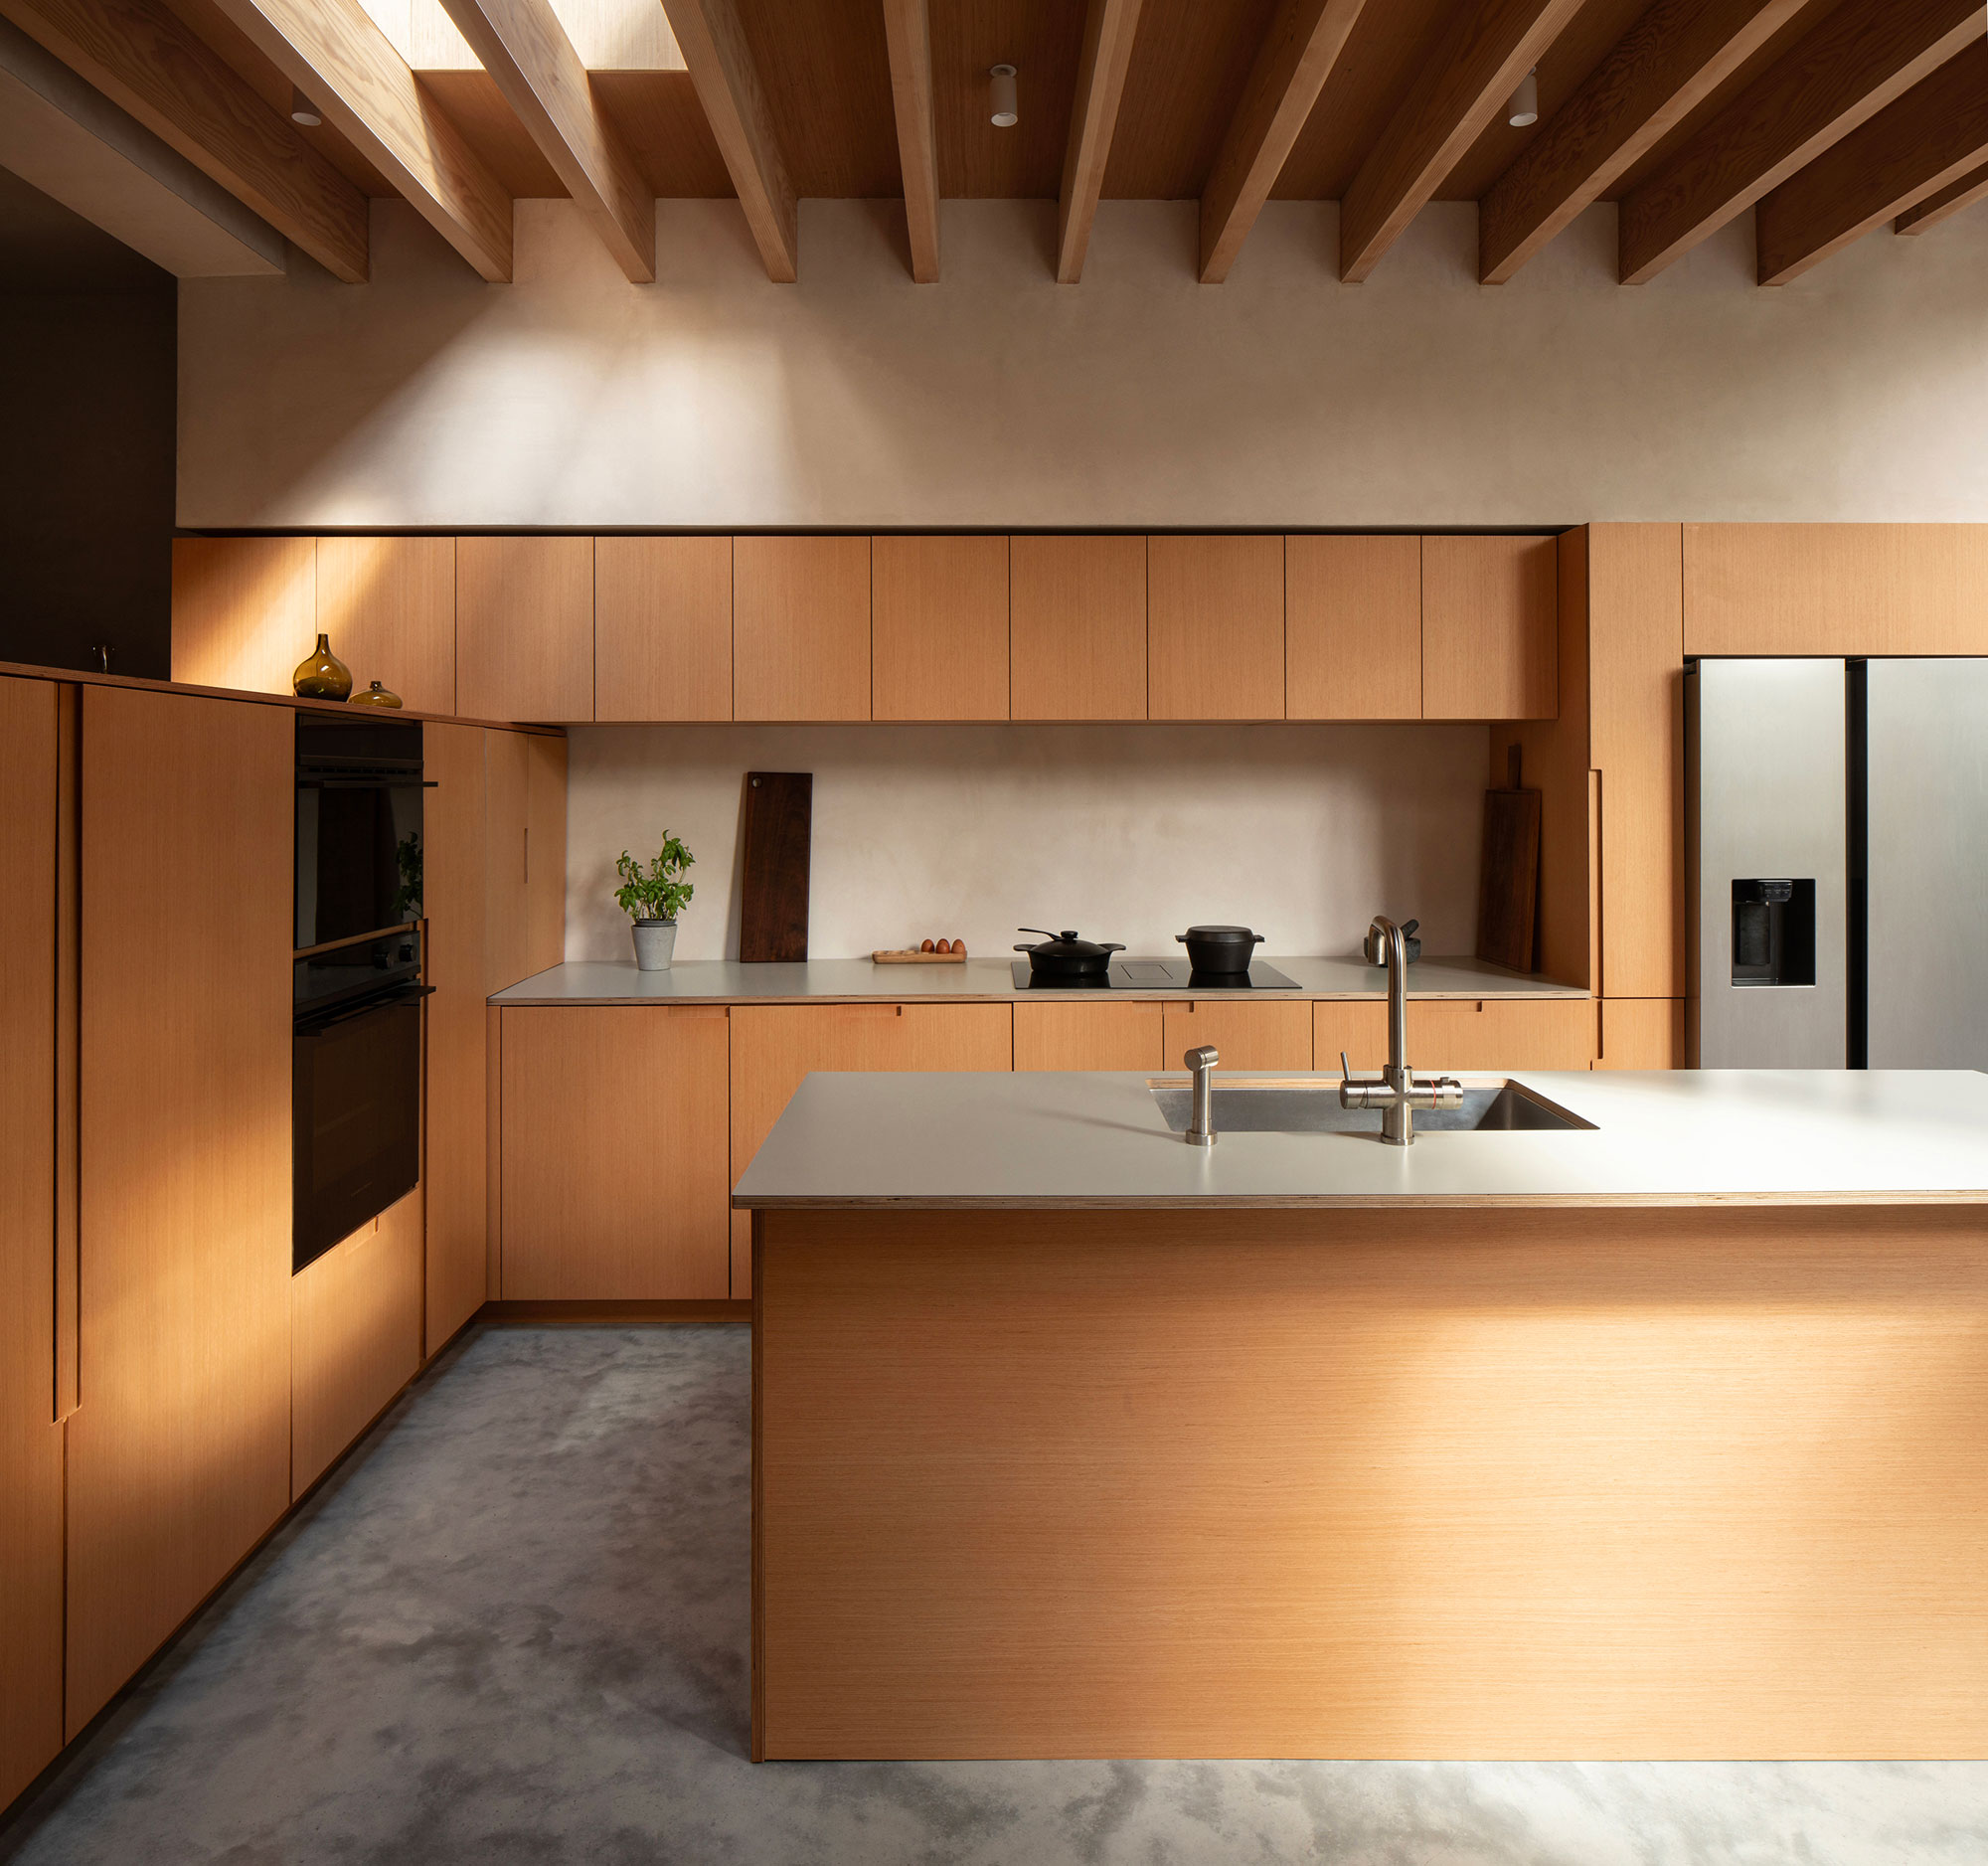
[0,169,176,679]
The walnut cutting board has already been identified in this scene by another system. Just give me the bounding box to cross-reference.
[740,771,811,962]
[1476,745,1541,973]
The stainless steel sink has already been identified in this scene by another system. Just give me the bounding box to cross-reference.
[1149,1078,1593,1136]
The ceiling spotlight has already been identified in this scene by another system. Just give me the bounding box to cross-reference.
[289,85,323,128]
[989,64,1018,129]
[1506,68,1538,128]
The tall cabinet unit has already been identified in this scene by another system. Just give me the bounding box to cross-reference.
[68,689,293,1733]
[0,677,65,1807]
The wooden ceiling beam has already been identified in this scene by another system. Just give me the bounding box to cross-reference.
[880,0,937,282]
[1057,0,1142,283]
[1756,40,1988,283]
[0,0,369,279]
[438,0,654,281]
[208,0,513,280]
[1340,0,1582,283]
[1617,0,1980,284]
[1478,0,1805,286]
[1895,157,1988,237]
[1198,0,1366,284]
[659,0,796,281]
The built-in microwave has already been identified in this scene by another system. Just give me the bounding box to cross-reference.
[296,712,425,950]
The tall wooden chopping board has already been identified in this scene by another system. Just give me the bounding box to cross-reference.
[740,771,812,962]
[1476,745,1541,973]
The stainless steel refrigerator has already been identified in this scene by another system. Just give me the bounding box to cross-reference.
[1689,657,1988,1068]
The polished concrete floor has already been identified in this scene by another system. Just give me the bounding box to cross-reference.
[4,1323,1985,1866]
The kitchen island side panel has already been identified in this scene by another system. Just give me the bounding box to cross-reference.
[754,1204,1988,1761]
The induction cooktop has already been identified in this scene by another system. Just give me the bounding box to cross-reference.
[1010,958,1301,993]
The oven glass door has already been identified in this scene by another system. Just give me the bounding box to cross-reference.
[296,778,424,949]
[293,984,423,1273]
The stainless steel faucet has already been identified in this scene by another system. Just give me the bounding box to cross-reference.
[1184,1045,1219,1146]
[1339,916,1462,1145]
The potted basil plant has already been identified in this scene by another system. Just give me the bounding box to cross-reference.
[615,834,695,972]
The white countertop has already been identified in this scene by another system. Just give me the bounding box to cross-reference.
[731,1069,1988,1209]
[491,954,1583,1006]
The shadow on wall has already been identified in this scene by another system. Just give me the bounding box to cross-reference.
[568,720,1493,965]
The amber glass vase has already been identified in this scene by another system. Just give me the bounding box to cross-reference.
[292,634,352,701]
[349,679,404,709]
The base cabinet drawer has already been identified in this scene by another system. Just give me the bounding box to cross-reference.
[500,1006,732,1300]
[291,1191,423,1497]
[1315,997,1596,1073]
[1014,1001,1163,1071]
[730,1003,1014,1295]
[1161,1000,1312,1072]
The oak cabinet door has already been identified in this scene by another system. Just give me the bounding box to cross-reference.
[525,734,567,979]
[1014,1000,1163,1071]
[1312,1001,1391,1074]
[484,729,531,994]
[1285,535,1421,720]
[70,688,292,1734]
[873,535,1009,721]
[1010,535,1146,721]
[0,677,63,1806]
[1317,998,1595,1072]
[1160,1000,1311,1072]
[734,536,872,721]
[729,1003,1014,1293]
[1596,999,1688,1071]
[456,536,594,723]
[594,536,733,721]
[316,536,456,715]
[1147,535,1283,720]
[1421,536,1558,721]
[171,536,316,696]
[423,723,489,1352]
[500,1007,732,1299]
[290,1190,423,1496]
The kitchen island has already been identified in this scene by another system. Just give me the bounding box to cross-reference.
[737,1069,1988,1763]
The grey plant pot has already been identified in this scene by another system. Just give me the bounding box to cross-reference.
[631,919,678,972]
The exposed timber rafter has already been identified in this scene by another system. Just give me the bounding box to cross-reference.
[879,0,938,281]
[1056,0,1142,284]
[1198,0,1366,284]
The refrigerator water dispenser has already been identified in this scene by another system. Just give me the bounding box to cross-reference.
[1731,879,1815,987]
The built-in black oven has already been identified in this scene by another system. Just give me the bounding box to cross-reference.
[293,713,431,1274]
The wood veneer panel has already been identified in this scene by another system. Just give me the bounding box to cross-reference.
[734,536,871,722]
[1014,1000,1163,1072]
[422,723,489,1353]
[1161,998,1310,1071]
[70,688,292,1734]
[456,536,594,723]
[1313,996,1595,1071]
[315,535,456,716]
[594,535,733,722]
[1147,534,1284,721]
[525,732,568,978]
[729,1001,1014,1295]
[170,535,316,696]
[1596,998,1689,1070]
[1683,523,1988,656]
[1422,534,1558,720]
[1009,534,1146,722]
[501,1006,731,1298]
[1285,534,1420,719]
[290,1190,423,1496]
[483,727,531,994]
[1589,523,1685,1000]
[0,676,64,1807]
[872,535,1009,722]
[757,1203,1988,1759]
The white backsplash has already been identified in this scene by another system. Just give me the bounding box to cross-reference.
[565,722,1490,965]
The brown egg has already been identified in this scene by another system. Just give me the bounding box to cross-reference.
[950,937,966,954]
[920,938,935,952]
[935,938,951,953]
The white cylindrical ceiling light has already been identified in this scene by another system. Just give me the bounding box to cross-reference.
[1506,69,1538,128]
[989,64,1018,128]
[290,85,323,127]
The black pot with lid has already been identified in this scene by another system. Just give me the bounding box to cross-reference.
[1175,925,1264,974]
[1014,928,1126,979]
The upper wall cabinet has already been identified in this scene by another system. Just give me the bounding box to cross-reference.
[1011,535,1146,721]
[595,536,733,722]
[1148,535,1284,721]
[172,537,317,696]
[873,536,1009,722]
[734,537,871,722]
[1421,536,1558,721]
[1286,535,1421,720]
[456,537,594,724]
[316,537,456,715]
[1683,524,1988,657]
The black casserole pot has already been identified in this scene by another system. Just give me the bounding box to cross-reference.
[1015,929,1125,978]
[1175,925,1263,973]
